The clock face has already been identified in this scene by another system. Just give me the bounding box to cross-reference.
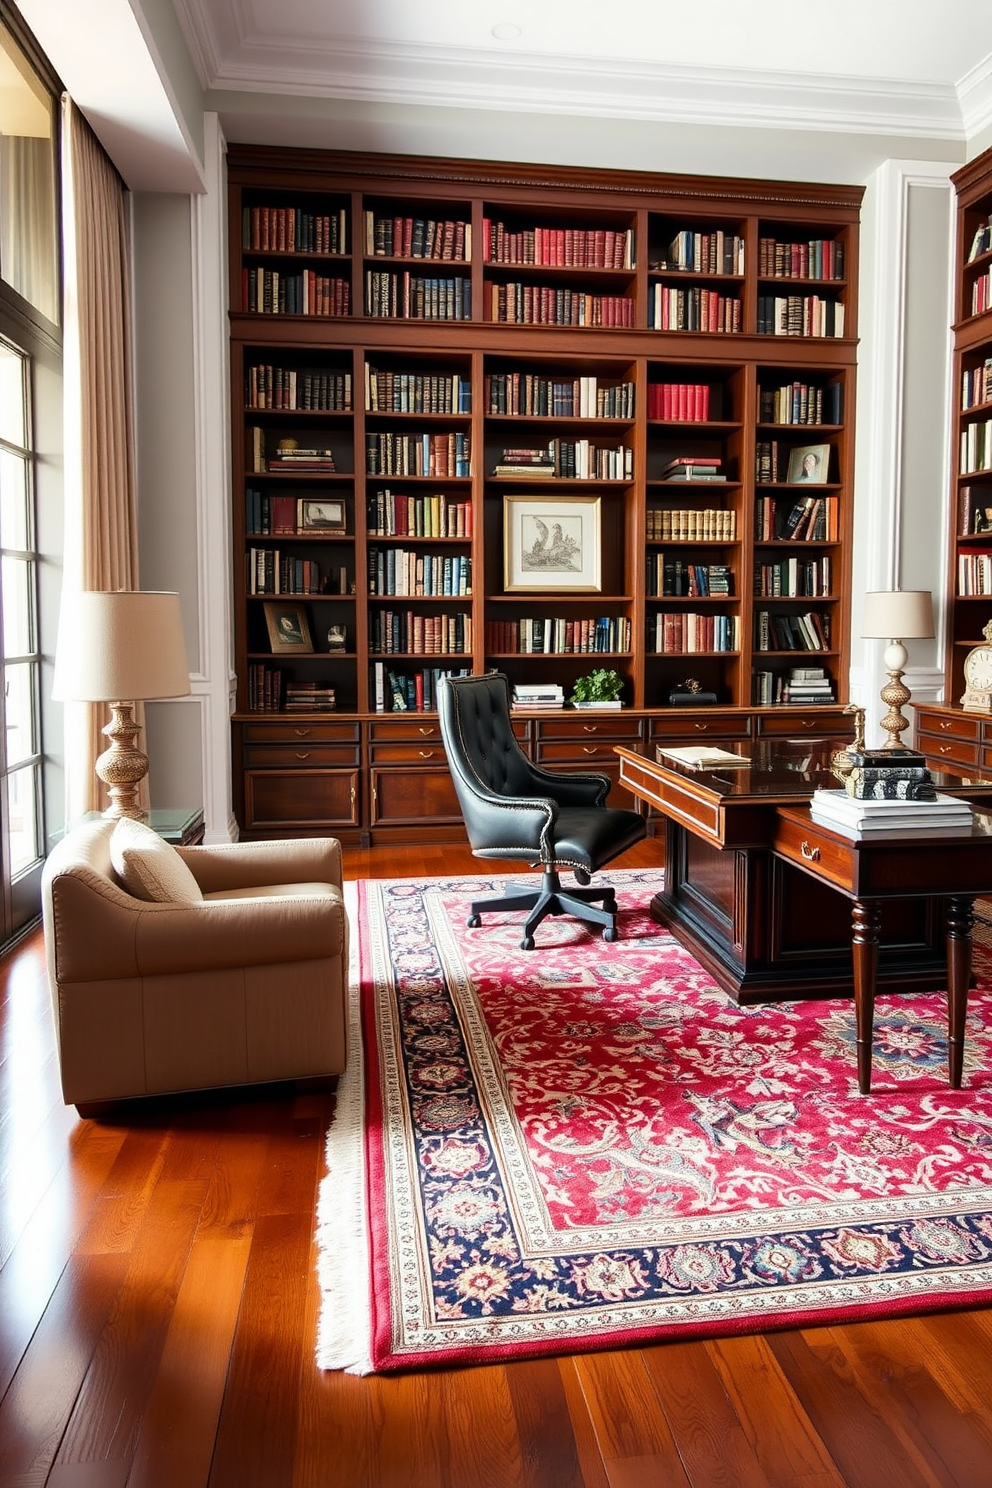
[965,644,992,692]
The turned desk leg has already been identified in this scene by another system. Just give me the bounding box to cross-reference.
[852,899,881,1094]
[945,895,974,1089]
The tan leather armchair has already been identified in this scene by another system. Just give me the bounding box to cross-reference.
[42,819,349,1114]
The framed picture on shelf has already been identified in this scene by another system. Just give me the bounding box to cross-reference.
[787,443,829,484]
[264,602,313,654]
[503,494,602,593]
[297,497,346,532]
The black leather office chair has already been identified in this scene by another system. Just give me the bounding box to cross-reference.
[437,672,647,948]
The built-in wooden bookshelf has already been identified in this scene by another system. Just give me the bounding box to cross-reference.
[227,146,862,841]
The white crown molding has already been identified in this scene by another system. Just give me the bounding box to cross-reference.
[198,38,968,140]
[957,52,992,139]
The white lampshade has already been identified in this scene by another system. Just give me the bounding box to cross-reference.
[861,589,935,642]
[53,590,190,702]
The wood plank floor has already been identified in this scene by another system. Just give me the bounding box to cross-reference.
[3,838,992,1487]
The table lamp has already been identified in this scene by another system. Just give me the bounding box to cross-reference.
[52,590,191,819]
[861,589,935,752]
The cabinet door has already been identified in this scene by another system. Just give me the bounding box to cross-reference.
[369,765,463,828]
[243,769,360,833]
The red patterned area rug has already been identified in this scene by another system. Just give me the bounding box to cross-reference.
[316,870,992,1373]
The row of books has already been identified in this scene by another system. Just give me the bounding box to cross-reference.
[372,663,470,713]
[960,418,992,475]
[754,554,832,598]
[755,610,830,652]
[366,491,472,539]
[651,613,740,653]
[755,495,839,542]
[363,212,470,262]
[245,366,353,412]
[487,616,630,655]
[757,238,845,281]
[247,549,349,596]
[482,220,634,270]
[970,266,992,319]
[752,665,835,705]
[758,380,842,426]
[967,216,992,263]
[365,430,471,478]
[367,548,471,597]
[490,283,635,327]
[653,230,744,277]
[369,611,472,656]
[649,286,741,333]
[957,551,992,595]
[492,441,634,481]
[757,294,846,338]
[647,560,733,597]
[246,491,350,540]
[241,269,350,317]
[247,664,285,712]
[365,366,471,414]
[647,382,712,422]
[364,271,472,322]
[242,205,347,256]
[961,358,992,411]
[646,508,736,541]
[484,373,635,420]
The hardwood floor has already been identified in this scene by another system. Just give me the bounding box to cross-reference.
[3,838,992,1487]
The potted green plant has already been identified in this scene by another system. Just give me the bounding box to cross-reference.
[569,667,625,709]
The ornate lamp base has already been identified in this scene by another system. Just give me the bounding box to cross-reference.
[95,701,149,820]
[877,639,913,751]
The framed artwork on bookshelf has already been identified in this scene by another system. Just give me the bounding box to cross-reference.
[503,494,602,594]
[297,497,346,532]
[787,443,829,484]
[264,602,314,653]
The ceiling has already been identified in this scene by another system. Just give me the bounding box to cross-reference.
[15,0,992,192]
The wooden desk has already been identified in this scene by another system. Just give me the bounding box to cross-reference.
[616,740,992,1043]
[773,803,992,1091]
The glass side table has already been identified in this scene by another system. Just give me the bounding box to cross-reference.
[53,808,205,846]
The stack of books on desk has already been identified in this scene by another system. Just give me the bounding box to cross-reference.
[511,683,564,711]
[810,789,974,839]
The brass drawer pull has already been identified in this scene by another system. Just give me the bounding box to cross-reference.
[582,746,599,755]
[419,726,436,736]
[940,744,954,754]
[295,751,311,760]
[582,724,600,734]
[294,728,311,738]
[419,749,436,759]
[801,841,821,862]
[692,722,710,732]
[940,720,954,731]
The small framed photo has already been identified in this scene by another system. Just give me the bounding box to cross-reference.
[264,602,313,653]
[787,443,829,484]
[504,495,602,593]
[297,497,346,532]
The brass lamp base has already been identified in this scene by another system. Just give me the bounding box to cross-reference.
[877,639,913,751]
[95,701,149,820]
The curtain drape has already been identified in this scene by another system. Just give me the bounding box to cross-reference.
[60,96,142,815]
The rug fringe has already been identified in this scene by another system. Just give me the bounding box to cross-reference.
[315,881,374,1374]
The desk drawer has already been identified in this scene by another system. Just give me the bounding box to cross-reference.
[242,721,359,744]
[927,736,980,770]
[758,712,850,737]
[650,714,751,740]
[244,744,359,768]
[916,709,981,744]
[536,717,644,743]
[370,741,449,765]
[536,741,626,765]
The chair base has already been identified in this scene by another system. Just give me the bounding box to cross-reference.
[467,868,619,948]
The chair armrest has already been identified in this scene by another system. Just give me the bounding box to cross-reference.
[522,763,610,809]
[175,836,343,894]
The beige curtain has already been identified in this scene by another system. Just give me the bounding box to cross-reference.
[60,97,142,815]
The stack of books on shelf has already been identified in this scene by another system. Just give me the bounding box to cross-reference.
[284,682,336,712]
[265,437,336,472]
[511,683,565,712]
[779,665,835,704]
[660,457,726,482]
[492,446,556,478]
[809,789,974,840]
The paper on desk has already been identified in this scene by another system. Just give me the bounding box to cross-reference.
[657,745,750,767]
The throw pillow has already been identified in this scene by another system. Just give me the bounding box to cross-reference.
[110,817,203,904]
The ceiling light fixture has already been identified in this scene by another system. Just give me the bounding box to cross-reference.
[491,23,522,41]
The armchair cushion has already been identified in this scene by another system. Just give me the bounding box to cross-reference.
[110,817,203,904]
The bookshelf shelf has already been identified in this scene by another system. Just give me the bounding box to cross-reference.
[227,145,861,839]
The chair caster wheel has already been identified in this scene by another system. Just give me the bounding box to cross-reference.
[467,914,481,928]
[521,935,535,950]
[602,927,618,943]
[574,868,591,886]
